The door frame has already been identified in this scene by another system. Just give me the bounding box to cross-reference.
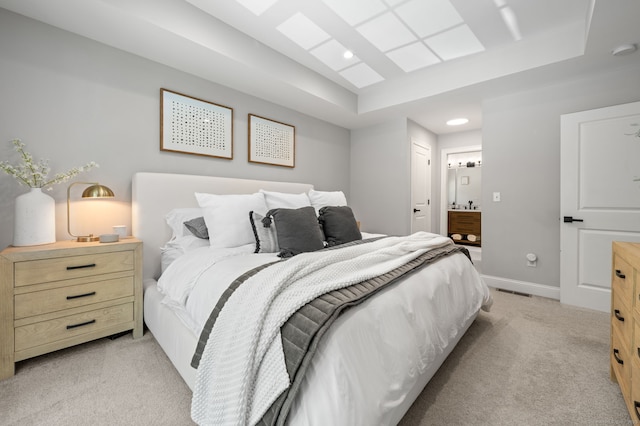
[440,145,482,236]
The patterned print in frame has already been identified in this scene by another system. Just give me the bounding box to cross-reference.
[248,114,295,168]
[160,88,233,159]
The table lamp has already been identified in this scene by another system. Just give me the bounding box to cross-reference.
[67,182,114,242]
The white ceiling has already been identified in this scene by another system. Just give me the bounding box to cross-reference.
[0,0,639,134]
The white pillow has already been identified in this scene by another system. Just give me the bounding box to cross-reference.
[259,189,311,210]
[165,208,203,239]
[195,192,268,249]
[308,189,348,215]
[160,234,210,273]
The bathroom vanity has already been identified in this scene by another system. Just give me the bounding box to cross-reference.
[448,210,481,246]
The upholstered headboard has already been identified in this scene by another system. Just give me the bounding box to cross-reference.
[132,172,314,281]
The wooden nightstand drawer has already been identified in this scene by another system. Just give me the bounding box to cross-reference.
[14,251,134,287]
[14,302,133,352]
[15,276,134,319]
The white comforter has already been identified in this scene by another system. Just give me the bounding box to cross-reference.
[157,232,492,426]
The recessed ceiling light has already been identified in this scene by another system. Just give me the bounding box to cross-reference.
[344,50,354,59]
[447,118,469,126]
[311,40,360,71]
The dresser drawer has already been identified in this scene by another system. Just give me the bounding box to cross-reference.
[14,277,133,319]
[632,356,640,424]
[14,302,133,352]
[612,326,631,396]
[635,276,640,316]
[14,251,134,287]
[613,254,634,308]
[612,291,633,343]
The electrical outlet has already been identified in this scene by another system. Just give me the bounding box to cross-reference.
[493,192,501,202]
[526,253,537,267]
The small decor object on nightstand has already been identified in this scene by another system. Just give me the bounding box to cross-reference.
[99,234,119,243]
[13,187,56,246]
[0,139,97,246]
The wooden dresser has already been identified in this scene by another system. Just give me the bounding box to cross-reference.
[611,241,640,422]
[0,238,142,379]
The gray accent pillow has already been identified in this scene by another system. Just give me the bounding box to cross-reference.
[318,206,362,247]
[183,216,209,239]
[264,206,324,258]
[249,211,279,253]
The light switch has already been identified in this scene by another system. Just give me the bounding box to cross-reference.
[493,192,501,202]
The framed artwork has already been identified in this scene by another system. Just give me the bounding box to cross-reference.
[248,114,295,168]
[160,88,233,159]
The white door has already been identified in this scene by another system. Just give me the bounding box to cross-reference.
[560,101,640,312]
[411,140,431,233]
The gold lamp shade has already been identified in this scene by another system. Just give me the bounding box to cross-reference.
[67,182,115,242]
[81,184,115,199]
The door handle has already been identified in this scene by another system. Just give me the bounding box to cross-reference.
[413,208,421,213]
[563,216,584,223]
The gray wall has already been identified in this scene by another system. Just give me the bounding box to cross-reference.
[350,118,436,236]
[0,9,350,249]
[350,118,409,235]
[482,63,640,288]
[439,130,482,151]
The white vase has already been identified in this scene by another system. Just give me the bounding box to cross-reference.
[13,187,56,246]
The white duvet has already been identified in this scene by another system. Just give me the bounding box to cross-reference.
[157,232,492,426]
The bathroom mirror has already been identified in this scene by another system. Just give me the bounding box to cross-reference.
[447,151,481,209]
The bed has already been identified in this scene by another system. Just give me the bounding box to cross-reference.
[132,172,492,425]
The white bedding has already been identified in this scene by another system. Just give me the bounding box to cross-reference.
[157,232,384,336]
[156,233,492,426]
[158,243,275,335]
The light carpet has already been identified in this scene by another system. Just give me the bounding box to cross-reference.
[0,288,631,425]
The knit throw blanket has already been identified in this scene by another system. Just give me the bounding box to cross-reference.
[190,232,453,426]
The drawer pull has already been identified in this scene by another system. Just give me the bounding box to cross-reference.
[66,263,97,271]
[66,291,97,300]
[66,319,96,330]
[614,348,624,365]
[614,309,625,322]
[615,269,626,279]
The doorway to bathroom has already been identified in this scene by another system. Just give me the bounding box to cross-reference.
[440,145,482,271]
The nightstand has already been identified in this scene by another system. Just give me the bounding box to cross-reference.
[0,238,143,379]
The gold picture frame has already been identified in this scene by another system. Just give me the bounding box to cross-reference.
[248,114,295,168]
[160,88,233,159]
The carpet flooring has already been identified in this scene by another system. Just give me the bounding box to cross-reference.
[0,288,631,425]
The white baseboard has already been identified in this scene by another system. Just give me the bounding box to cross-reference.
[480,275,560,300]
